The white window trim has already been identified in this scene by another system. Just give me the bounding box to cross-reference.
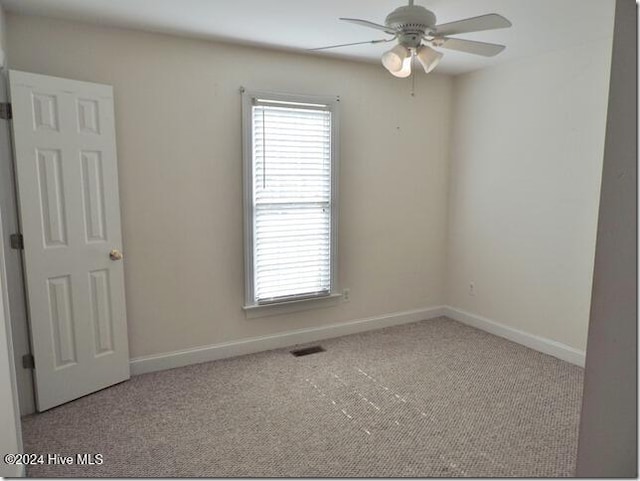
[241,88,340,315]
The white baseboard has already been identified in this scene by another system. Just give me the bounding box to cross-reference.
[130,306,448,375]
[130,305,585,376]
[444,306,586,367]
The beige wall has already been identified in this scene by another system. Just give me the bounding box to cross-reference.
[5,10,615,362]
[446,35,614,350]
[6,13,453,359]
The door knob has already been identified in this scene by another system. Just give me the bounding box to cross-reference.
[109,249,123,261]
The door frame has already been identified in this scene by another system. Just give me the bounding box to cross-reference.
[0,65,35,415]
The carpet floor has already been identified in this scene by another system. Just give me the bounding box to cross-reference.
[22,317,583,477]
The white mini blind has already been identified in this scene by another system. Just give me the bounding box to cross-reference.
[251,100,333,304]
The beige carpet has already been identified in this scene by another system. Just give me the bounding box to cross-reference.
[22,317,583,477]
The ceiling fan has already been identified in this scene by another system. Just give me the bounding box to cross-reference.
[310,0,512,77]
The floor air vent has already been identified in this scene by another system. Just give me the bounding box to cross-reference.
[291,346,325,357]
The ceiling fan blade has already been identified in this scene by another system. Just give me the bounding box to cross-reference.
[308,38,394,51]
[438,37,506,57]
[340,18,396,35]
[435,14,511,36]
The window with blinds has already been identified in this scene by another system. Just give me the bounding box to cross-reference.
[242,92,339,307]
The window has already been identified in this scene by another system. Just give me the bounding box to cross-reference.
[242,90,339,310]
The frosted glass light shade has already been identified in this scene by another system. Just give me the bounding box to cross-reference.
[390,55,412,78]
[381,44,410,73]
[416,45,444,74]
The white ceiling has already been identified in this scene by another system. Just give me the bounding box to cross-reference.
[1,0,615,75]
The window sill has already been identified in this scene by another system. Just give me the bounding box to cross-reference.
[243,293,342,319]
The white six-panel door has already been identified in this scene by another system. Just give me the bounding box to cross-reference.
[9,70,129,411]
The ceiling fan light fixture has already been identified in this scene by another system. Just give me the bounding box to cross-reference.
[389,54,412,78]
[381,44,410,73]
[416,45,444,74]
[314,2,511,82]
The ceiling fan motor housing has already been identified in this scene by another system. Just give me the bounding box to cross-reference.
[385,5,437,48]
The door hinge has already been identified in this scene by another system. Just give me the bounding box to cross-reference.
[0,102,12,120]
[10,233,23,250]
[22,353,34,369]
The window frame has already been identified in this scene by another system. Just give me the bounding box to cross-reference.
[241,89,340,313]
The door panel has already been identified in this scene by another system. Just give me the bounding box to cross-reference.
[10,70,129,411]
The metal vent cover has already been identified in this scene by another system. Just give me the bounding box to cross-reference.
[291,346,326,357]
